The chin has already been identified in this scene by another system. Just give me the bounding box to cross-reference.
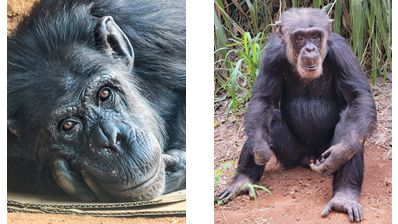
[297,65,323,80]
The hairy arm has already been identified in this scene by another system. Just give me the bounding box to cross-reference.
[244,35,285,149]
[311,33,377,174]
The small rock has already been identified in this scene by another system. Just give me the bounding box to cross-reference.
[296,217,301,221]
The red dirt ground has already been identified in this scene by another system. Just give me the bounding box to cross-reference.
[214,82,392,224]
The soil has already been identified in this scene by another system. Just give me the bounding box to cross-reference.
[7,1,185,223]
[214,82,392,224]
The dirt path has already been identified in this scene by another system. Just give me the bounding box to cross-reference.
[214,82,392,224]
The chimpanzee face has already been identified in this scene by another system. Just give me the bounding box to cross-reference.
[8,16,167,201]
[291,27,327,79]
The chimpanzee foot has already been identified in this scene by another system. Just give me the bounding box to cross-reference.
[218,174,253,203]
[322,191,362,222]
[51,158,96,202]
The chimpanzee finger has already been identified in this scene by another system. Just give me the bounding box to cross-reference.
[51,158,95,202]
[353,206,361,222]
[163,153,177,167]
[321,202,332,218]
[347,207,354,223]
[320,147,332,159]
[310,162,326,174]
[218,188,237,203]
[358,206,363,221]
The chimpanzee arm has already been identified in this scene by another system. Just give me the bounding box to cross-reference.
[163,100,186,193]
[244,36,285,150]
[218,36,285,203]
[311,33,377,174]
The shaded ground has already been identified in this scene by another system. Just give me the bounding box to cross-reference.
[214,82,392,224]
[7,1,185,223]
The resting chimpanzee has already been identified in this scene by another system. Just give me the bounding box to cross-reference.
[219,8,376,222]
[8,0,185,202]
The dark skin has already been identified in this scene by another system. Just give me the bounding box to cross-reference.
[218,8,376,223]
[8,0,185,202]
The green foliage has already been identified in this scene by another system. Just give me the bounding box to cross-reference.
[215,32,266,118]
[241,182,272,200]
[214,0,392,116]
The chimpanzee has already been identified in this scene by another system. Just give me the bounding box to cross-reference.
[218,8,376,222]
[8,0,185,202]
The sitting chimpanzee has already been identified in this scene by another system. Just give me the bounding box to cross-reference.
[8,0,185,202]
[219,8,376,223]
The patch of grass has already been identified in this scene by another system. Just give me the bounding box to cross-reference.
[215,32,266,119]
[241,182,272,200]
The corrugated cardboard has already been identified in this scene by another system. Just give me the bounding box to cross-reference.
[8,190,185,217]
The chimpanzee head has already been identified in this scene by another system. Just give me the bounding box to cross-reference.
[276,8,333,79]
[8,6,165,201]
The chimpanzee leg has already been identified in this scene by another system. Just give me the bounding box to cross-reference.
[218,138,266,203]
[218,110,309,203]
[322,149,364,222]
[268,110,311,168]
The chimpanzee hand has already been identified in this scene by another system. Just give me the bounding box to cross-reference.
[218,174,257,203]
[163,149,186,193]
[51,158,96,202]
[310,143,359,175]
[253,138,272,166]
[321,190,362,222]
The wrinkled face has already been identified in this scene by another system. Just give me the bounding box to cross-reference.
[35,47,167,201]
[47,60,165,202]
[8,15,166,202]
[288,27,328,79]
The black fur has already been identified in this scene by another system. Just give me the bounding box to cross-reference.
[8,0,185,202]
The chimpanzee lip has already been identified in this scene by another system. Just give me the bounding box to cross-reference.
[302,64,318,70]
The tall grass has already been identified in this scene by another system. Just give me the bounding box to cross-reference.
[214,0,392,116]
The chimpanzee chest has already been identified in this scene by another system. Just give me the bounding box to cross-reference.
[280,75,343,148]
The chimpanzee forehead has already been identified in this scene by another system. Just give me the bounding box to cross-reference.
[291,27,325,36]
[280,8,330,31]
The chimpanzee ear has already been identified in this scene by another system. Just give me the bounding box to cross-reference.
[275,21,284,37]
[8,119,21,137]
[327,19,334,33]
[94,16,134,65]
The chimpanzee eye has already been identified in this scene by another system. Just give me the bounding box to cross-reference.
[98,87,112,102]
[60,120,76,132]
[296,35,304,44]
[312,33,320,40]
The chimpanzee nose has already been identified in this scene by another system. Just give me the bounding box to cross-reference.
[92,120,124,153]
[305,44,317,53]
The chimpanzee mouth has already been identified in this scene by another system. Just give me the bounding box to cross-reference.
[51,153,165,202]
[302,64,318,71]
[80,156,165,201]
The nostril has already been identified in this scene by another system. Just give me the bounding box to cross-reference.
[116,134,122,145]
[306,47,314,53]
